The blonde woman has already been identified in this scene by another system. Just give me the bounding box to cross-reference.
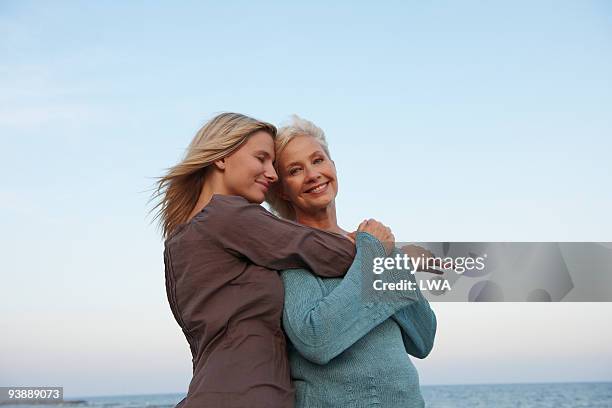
[267,115,437,408]
[153,112,392,408]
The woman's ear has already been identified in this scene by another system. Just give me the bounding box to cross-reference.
[213,158,226,170]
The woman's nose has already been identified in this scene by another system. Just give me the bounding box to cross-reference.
[304,166,321,182]
[265,162,278,182]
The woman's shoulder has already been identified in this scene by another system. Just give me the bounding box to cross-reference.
[165,195,255,244]
[209,193,249,206]
[184,194,294,245]
[197,194,278,233]
[204,194,266,218]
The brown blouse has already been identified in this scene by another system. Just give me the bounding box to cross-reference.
[164,195,355,408]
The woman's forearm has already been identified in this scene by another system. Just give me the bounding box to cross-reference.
[282,232,418,364]
[391,283,437,358]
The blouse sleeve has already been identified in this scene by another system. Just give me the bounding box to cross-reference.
[281,232,419,364]
[200,195,356,278]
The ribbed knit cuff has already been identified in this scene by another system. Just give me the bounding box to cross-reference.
[356,232,419,309]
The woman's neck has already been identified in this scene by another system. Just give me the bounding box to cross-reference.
[187,172,226,221]
[295,201,347,236]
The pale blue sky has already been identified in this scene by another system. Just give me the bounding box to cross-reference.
[1,0,611,397]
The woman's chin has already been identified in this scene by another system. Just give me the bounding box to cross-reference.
[302,196,335,212]
[243,190,266,204]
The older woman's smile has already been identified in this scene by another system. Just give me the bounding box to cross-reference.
[305,181,330,194]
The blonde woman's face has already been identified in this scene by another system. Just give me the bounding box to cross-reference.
[277,135,338,215]
[222,131,278,203]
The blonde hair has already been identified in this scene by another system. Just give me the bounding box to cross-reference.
[152,112,277,238]
[266,115,331,220]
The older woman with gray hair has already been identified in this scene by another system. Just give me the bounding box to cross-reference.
[266,115,437,407]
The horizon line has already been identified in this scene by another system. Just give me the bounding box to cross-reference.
[65,380,612,399]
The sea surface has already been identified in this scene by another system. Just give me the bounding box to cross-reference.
[2,382,611,407]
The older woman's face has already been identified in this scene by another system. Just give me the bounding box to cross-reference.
[277,135,338,214]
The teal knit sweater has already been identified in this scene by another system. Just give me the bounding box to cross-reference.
[282,232,437,408]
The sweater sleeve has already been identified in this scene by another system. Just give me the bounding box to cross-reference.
[202,195,355,278]
[281,232,418,365]
[390,274,437,358]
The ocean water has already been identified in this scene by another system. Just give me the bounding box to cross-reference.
[421,382,612,407]
[2,382,611,407]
